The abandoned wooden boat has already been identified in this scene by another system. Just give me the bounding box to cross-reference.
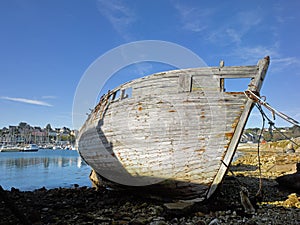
[77,56,270,200]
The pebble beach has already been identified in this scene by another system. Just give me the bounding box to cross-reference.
[1,139,300,225]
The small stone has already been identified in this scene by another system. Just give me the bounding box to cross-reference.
[131,217,148,225]
[232,211,237,217]
[244,219,258,225]
[194,219,207,225]
[164,201,194,209]
[122,216,132,221]
[195,211,206,217]
[115,220,129,225]
[150,217,167,225]
[150,221,167,225]
[208,218,221,225]
[140,202,148,208]
[170,218,178,224]
[154,205,164,214]
[94,216,111,222]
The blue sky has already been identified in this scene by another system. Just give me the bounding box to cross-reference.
[0,0,300,130]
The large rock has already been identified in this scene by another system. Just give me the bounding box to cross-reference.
[89,169,103,190]
[276,163,300,190]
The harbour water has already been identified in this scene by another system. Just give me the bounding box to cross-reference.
[0,149,92,191]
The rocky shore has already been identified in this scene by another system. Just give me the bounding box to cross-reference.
[1,140,300,225]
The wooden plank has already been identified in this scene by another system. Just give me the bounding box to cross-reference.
[178,74,192,92]
[206,56,270,198]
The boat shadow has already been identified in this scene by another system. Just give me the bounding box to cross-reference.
[93,117,219,201]
[229,164,258,172]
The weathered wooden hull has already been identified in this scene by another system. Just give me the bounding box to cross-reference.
[77,57,270,200]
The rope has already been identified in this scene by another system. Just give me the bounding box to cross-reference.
[222,91,299,203]
[221,160,243,187]
[255,103,300,148]
[254,101,300,197]
[221,160,256,212]
[245,90,300,127]
[255,104,265,198]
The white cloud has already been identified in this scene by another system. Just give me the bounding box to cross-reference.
[207,9,263,46]
[230,46,278,64]
[97,0,136,39]
[225,28,242,44]
[272,57,300,67]
[173,3,213,33]
[174,3,263,46]
[236,10,262,27]
[131,62,154,77]
[174,2,264,46]
[267,57,300,75]
[269,56,300,73]
[1,97,52,107]
[229,46,300,73]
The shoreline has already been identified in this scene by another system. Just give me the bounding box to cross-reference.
[1,140,300,224]
[1,177,299,224]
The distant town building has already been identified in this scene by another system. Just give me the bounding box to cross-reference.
[0,122,77,145]
[240,133,260,143]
